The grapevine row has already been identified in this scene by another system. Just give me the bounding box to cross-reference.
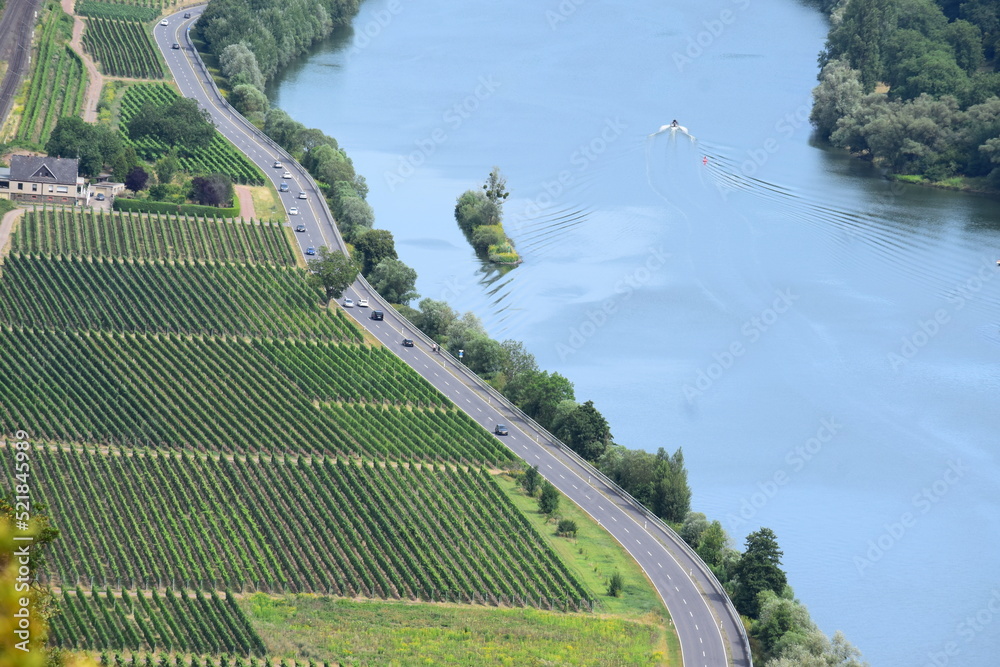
[12,208,294,265]
[12,446,584,606]
[83,18,164,79]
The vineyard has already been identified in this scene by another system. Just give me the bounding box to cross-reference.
[0,255,358,340]
[0,328,512,460]
[22,447,588,607]
[16,5,86,145]
[49,588,266,655]
[83,18,164,79]
[75,1,159,22]
[119,84,264,185]
[12,208,296,265]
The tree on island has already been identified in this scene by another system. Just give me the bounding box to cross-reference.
[482,166,509,207]
[307,246,359,303]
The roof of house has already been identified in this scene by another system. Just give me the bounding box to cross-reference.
[10,155,80,185]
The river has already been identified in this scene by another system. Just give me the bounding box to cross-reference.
[268,0,1000,664]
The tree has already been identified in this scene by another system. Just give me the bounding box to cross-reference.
[454,189,500,233]
[538,480,559,514]
[822,0,899,90]
[45,116,105,176]
[368,258,418,305]
[338,196,375,239]
[219,42,265,91]
[471,224,506,255]
[811,59,864,138]
[155,150,181,184]
[679,511,710,548]
[495,339,538,391]
[606,572,624,597]
[733,528,788,618]
[556,519,577,537]
[696,520,733,570]
[506,370,575,428]
[651,447,691,522]
[414,298,459,339]
[556,400,613,461]
[482,166,509,207]
[125,166,149,192]
[444,312,487,355]
[463,335,505,376]
[306,247,359,302]
[127,98,215,149]
[189,173,234,207]
[230,84,270,117]
[353,228,397,276]
[521,465,541,496]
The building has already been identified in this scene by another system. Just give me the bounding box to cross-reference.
[0,155,88,205]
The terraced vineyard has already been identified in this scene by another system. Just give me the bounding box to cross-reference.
[13,209,295,265]
[49,588,265,654]
[0,329,511,460]
[75,1,159,22]
[0,255,355,339]
[119,84,264,184]
[83,18,164,79]
[16,5,86,145]
[26,447,586,606]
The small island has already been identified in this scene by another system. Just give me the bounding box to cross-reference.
[454,167,521,265]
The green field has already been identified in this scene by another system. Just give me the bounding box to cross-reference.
[244,595,665,666]
[14,209,295,264]
[19,446,582,605]
[83,18,164,79]
[118,84,264,184]
[16,3,86,145]
[0,255,355,339]
[49,588,265,654]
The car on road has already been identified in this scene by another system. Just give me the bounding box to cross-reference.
[160,19,168,25]
[357,298,369,307]
[305,246,316,255]
[282,171,291,179]
[171,43,180,49]
[298,191,307,200]
[278,183,289,192]
[343,298,354,308]
[94,193,105,201]
[294,224,306,232]
[402,338,414,347]
[370,310,384,321]
[289,207,298,215]
[183,12,191,18]
[273,161,282,169]
[494,424,509,436]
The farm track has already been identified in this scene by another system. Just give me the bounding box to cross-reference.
[0,0,46,124]
[60,0,101,121]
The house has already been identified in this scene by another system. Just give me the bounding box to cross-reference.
[0,155,88,205]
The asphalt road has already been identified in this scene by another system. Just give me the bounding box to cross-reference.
[156,11,749,666]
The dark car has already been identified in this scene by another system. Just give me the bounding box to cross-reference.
[402,338,414,347]
[370,310,384,321]
[94,193,105,201]
[278,182,289,192]
[171,43,180,50]
[294,224,306,232]
[183,12,191,18]
[494,424,509,436]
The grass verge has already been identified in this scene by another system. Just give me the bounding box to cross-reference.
[242,593,669,666]
[249,183,283,221]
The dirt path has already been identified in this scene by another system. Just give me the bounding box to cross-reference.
[0,206,24,260]
[61,0,103,122]
[235,185,257,220]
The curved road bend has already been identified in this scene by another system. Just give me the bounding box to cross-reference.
[156,11,749,667]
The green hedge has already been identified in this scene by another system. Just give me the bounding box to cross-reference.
[114,198,240,218]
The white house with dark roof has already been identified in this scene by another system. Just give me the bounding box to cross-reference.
[0,155,88,205]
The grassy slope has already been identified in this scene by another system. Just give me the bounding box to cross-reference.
[243,594,667,666]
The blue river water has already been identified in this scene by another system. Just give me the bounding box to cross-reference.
[269,0,1000,663]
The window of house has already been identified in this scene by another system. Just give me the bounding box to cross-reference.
[56,186,68,193]
[17,183,23,190]
[31,184,37,192]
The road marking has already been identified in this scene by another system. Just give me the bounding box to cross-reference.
[623,527,629,533]
[683,598,687,604]
[558,474,564,479]
[571,484,577,489]
[597,506,604,511]
[674,586,679,592]
[647,551,652,557]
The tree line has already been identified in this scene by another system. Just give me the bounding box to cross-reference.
[810,0,1000,186]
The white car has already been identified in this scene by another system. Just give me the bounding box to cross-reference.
[357,298,369,308]
[343,298,354,308]
[282,171,292,179]
[160,19,168,25]
[298,191,307,200]
[289,207,298,215]
[273,161,283,169]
